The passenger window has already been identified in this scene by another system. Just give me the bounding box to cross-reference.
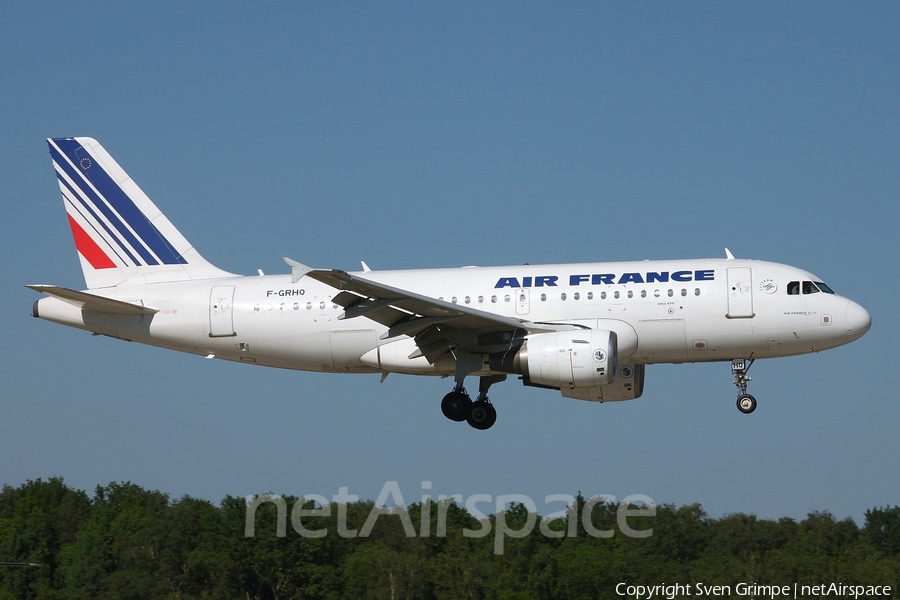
[787,281,800,295]
[614,291,620,300]
[587,292,593,300]
[802,281,820,294]
[540,293,547,301]
[560,293,567,301]
[573,292,580,300]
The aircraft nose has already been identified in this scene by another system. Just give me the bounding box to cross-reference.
[844,300,871,340]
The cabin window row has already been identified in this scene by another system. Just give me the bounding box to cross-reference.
[439,288,703,304]
[253,302,340,312]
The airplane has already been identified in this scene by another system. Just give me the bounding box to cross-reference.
[28,137,871,430]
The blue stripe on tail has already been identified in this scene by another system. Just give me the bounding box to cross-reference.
[57,173,137,266]
[50,138,187,266]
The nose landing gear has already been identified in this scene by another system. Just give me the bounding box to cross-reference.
[732,358,757,414]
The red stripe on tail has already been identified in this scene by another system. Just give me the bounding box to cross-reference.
[67,214,116,269]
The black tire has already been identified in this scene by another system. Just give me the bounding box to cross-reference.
[441,391,471,422]
[466,401,497,430]
[736,393,757,414]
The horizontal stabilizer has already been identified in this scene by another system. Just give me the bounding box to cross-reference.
[26,285,158,315]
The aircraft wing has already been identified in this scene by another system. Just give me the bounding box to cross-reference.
[285,258,578,362]
[26,285,159,315]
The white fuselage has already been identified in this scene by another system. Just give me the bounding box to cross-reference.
[34,257,871,376]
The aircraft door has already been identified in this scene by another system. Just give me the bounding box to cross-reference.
[209,285,236,337]
[516,288,530,315]
[726,267,754,318]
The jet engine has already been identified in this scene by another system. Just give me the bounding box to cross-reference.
[490,329,617,389]
[560,363,645,402]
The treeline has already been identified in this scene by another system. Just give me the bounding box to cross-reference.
[0,478,898,599]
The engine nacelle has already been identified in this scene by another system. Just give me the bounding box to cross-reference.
[491,329,617,389]
[561,363,645,402]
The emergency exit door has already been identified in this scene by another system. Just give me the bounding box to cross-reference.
[516,288,530,315]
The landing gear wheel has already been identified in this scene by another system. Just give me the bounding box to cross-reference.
[441,391,472,422]
[736,394,757,414]
[466,401,497,430]
[731,359,757,414]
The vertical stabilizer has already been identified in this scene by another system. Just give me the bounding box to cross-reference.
[47,137,233,289]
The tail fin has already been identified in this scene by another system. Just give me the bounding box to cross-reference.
[47,137,233,289]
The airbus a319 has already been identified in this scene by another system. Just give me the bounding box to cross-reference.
[29,138,871,430]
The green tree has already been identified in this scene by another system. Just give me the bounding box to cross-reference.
[621,503,709,581]
[60,482,171,599]
[864,505,900,556]
[695,513,796,585]
[0,477,90,599]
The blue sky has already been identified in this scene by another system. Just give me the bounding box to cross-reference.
[2,3,898,523]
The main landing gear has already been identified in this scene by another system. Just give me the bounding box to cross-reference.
[441,375,504,430]
[732,358,757,414]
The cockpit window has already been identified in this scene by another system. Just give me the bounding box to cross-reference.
[788,280,835,295]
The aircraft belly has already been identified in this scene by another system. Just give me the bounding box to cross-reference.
[637,320,688,362]
[331,329,378,371]
[688,314,783,360]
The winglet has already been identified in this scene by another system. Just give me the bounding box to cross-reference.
[361,261,371,272]
[283,257,314,283]
[725,248,735,260]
